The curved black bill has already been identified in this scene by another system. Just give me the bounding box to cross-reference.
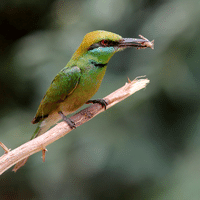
[119,35,154,49]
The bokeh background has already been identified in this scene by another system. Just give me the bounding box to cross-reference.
[1,0,200,199]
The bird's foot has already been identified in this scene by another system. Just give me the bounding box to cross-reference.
[58,111,76,129]
[86,99,108,110]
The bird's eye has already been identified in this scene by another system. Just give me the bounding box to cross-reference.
[101,40,109,46]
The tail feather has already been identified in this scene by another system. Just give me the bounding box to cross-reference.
[13,113,61,172]
[12,122,42,172]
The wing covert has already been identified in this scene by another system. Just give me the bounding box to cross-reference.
[32,66,81,123]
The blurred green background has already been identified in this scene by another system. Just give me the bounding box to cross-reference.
[1,0,200,199]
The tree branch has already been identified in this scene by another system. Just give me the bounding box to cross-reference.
[0,142,10,154]
[0,77,150,175]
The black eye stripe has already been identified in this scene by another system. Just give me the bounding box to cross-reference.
[88,43,100,51]
[88,40,119,51]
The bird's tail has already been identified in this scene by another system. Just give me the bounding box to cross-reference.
[13,114,61,172]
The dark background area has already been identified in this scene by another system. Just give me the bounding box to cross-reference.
[1,0,200,199]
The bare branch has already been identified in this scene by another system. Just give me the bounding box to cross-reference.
[0,142,10,154]
[0,77,150,175]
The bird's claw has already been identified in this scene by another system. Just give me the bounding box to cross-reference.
[58,111,76,129]
[86,99,108,110]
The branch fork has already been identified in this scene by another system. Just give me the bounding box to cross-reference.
[0,77,150,175]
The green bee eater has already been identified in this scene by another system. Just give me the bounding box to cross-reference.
[14,30,153,171]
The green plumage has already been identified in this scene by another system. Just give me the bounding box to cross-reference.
[32,66,81,123]
[14,30,153,171]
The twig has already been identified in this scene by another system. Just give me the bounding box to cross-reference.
[0,142,10,154]
[0,77,150,175]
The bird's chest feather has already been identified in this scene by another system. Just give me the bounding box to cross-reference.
[60,65,107,113]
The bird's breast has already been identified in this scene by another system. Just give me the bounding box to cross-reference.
[59,65,107,114]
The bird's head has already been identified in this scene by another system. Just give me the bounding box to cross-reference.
[72,30,153,64]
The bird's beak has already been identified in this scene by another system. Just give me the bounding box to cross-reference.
[119,35,154,50]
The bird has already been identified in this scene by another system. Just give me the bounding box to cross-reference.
[13,30,153,171]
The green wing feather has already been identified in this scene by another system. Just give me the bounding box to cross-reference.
[32,66,81,123]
